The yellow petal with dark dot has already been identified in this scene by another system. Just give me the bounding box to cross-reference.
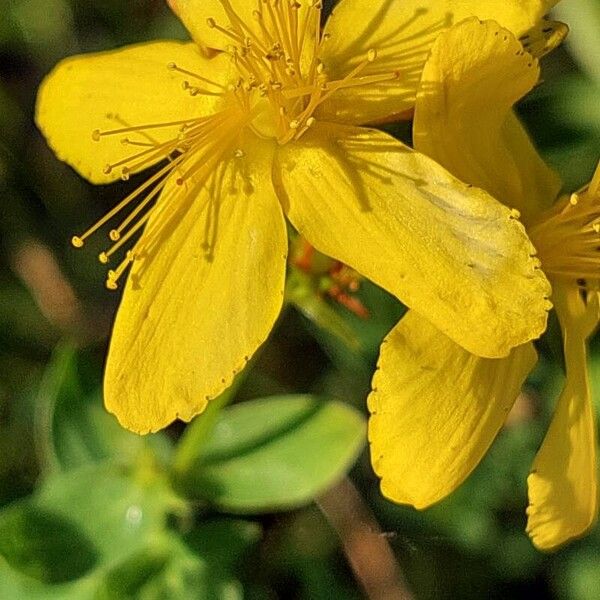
[273,122,551,358]
[104,137,286,433]
[369,310,537,508]
[36,42,231,184]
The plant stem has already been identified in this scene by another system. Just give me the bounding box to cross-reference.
[317,478,414,600]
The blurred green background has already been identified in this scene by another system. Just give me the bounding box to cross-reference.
[1,0,600,598]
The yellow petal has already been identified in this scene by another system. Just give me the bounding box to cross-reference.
[413,18,562,225]
[318,0,559,124]
[273,122,550,358]
[168,0,256,52]
[526,283,599,551]
[369,310,537,508]
[36,42,231,184]
[104,136,286,433]
[168,0,313,56]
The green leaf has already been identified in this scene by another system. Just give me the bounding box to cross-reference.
[0,461,178,598]
[37,342,171,473]
[95,519,259,600]
[0,462,258,599]
[554,1,600,83]
[180,395,366,512]
[182,518,261,571]
[0,503,98,584]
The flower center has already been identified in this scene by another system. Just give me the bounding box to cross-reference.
[530,162,600,284]
[71,0,399,289]
[207,0,398,143]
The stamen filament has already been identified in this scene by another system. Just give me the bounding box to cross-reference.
[110,178,168,241]
[71,160,177,247]
[100,209,153,263]
[167,62,226,89]
[92,117,200,140]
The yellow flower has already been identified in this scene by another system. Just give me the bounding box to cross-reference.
[37,0,556,433]
[368,17,599,551]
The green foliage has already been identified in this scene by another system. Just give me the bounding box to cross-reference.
[37,343,171,472]
[177,395,366,512]
[2,0,600,597]
[0,344,366,598]
[0,460,259,599]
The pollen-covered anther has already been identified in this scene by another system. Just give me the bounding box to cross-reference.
[105,276,118,291]
[104,250,138,291]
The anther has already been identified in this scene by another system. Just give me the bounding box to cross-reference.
[109,229,121,241]
[207,17,216,28]
[98,252,109,264]
[103,164,113,175]
[367,48,377,62]
[234,148,245,158]
[71,236,84,248]
[92,129,101,142]
[105,273,118,291]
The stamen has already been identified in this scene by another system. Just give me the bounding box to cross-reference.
[207,16,249,47]
[75,0,438,293]
[91,117,199,140]
[71,158,179,248]
[182,80,222,97]
[167,62,226,90]
[110,179,168,242]
[219,0,269,55]
[99,209,154,265]
[121,138,155,147]
[105,251,136,290]
[531,164,600,282]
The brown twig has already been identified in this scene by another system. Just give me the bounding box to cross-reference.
[317,478,414,600]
